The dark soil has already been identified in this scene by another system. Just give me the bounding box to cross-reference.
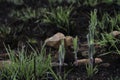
[0,1,120,80]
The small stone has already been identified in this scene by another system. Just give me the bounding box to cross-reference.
[95,58,103,63]
[110,31,120,37]
[0,53,9,59]
[0,60,11,69]
[45,32,73,48]
[74,58,102,65]
[81,51,88,57]
[51,62,68,67]
[45,32,65,48]
[100,63,110,67]
[65,36,73,47]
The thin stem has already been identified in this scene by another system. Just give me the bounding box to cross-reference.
[34,56,37,80]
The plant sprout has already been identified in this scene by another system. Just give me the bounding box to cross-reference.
[7,0,24,5]
[73,36,79,65]
[58,40,66,75]
[83,0,98,6]
[58,40,65,66]
[86,9,97,78]
[86,64,98,78]
[0,25,11,38]
[1,44,52,80]
[49,68,71,80]
[43,6,74,35]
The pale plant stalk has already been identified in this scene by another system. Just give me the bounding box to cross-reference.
[73,36,79,65]
[58,40,65,75]
[87,9,97,78]
[58,40,65,66]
